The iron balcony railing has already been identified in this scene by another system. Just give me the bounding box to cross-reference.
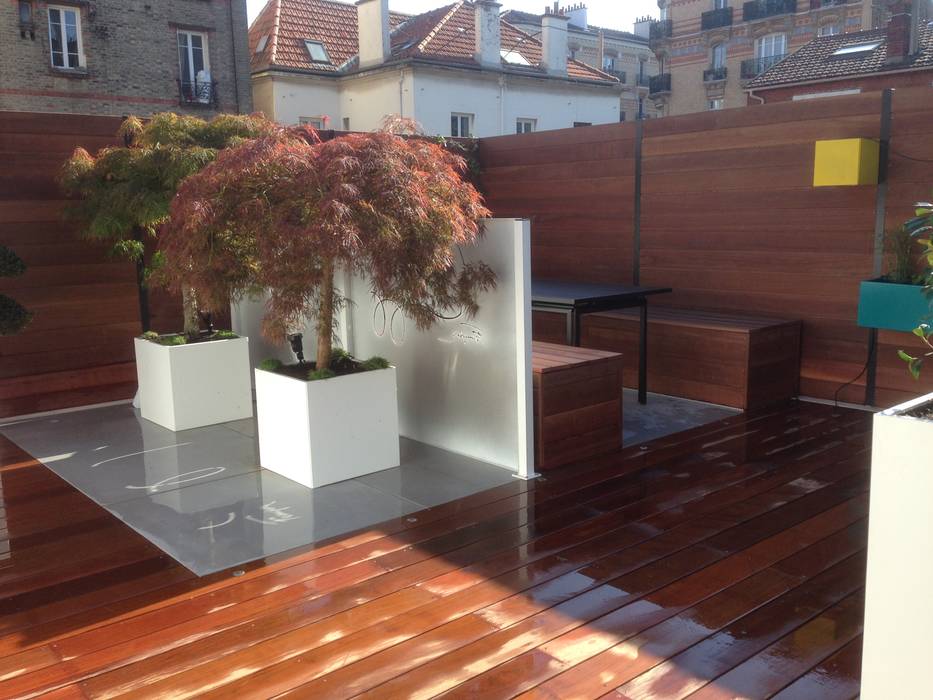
[703,66,728,82]
[810,0,849,8]
[740,53,787,79]
[607,69,627,83]
[178,79,218,107]
[742,0,796,22]
[649,19,673,41]
[701,7,734,30]
[648,73,672,95]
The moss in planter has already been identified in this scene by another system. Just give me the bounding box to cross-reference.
[140,329,239,346]
[260,351,392,381]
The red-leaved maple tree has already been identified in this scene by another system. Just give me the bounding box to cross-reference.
[157,121,495,370]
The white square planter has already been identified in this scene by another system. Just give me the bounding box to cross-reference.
[134,336,253,431]
[255,366,400,488]
[861,392,933,700]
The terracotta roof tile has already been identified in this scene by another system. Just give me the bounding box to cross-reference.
[248,0,616,82]
[748,23,933,89]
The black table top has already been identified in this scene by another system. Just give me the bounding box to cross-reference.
[531,280,672,307]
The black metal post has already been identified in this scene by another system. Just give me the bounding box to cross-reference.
[633,118,644,286]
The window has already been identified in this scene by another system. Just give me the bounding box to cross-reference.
[451,113,472,137]
[818,23,840,37]
[603,55,616,72]
[756,33,786,59]
[178,31,210,101]
[299,116,325,128]
[711,43,726,68]
[573,121,592,128]
[47,5,84,69]
[305,40,330,63]
[713,0,728,8]
[342,117,350,131]
[620,111,626,122]
[832,41,882,56]
[516,118,536,134]
[708,98,724,110]
[255,35,269,53]
[501,49,530,66]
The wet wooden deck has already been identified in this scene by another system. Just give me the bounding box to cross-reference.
[0,400,869,699]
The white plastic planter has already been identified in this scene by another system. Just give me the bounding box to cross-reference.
[134,336,253,431]
[255,366,400,488]
[861,392,933,700]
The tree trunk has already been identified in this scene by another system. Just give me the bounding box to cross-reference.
[133,227,151,333]
[182,287,200,339]
[316,261,335,370]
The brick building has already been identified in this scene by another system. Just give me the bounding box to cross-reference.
[0,1,253,116]
[646,0,896,116]
[747,0,932,101]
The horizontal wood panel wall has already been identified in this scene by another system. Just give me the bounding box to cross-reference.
[479,88,933,407]
[0,111,183,418]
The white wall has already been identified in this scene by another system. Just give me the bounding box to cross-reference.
[411,67,621,136]
[253,65,620,135]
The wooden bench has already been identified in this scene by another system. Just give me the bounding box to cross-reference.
[532,341,623,471]
[579,308,801,411]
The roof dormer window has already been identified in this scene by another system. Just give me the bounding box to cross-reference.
[305,40,330,63]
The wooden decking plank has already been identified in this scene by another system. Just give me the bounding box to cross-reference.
[769,635,863,700]
[0,403,876,699]
[173,438,870,700]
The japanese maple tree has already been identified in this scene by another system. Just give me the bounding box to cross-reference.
[158,120,495,370]
[59,112,272,337]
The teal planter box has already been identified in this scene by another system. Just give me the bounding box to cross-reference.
[857,279,931,332]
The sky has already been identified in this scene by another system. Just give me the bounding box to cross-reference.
[245,0,660,33]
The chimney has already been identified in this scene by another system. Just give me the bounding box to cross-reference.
[564,3,588,30]
[885,0,917,64]
[474,0,502,69]
[357,0,390,69]
[633,15,653,39]
[541,5,569,76]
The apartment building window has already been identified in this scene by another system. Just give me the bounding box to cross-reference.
[713,0,728,8]
[573,121,592,128]
[818,23,841,37]
[711,43,726,69]
[342,117,350,131]
[757,33,786,60]
[299,116,326,128]
[516,118,536,134]
[48,5,84,69]
[451,113,472,137]
[708,98,724,110]
[178,31,211,102]
[603,56,615,72]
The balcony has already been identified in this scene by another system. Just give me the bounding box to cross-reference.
[648,73,672,95]
[742,0,797,22]
[606,69,627,83]
[704,66,729,82]
[741,53,788,79]
[701,7,734,30]
[178,79,218,108]
[649,19,673,41]
[810,0,849,7]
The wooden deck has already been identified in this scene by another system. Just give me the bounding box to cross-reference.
[0,400,869,699]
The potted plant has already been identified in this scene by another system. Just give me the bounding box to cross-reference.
[159,120,495,487]
[60,112,271,430]
[857,222,930,332]
[0,245,32,336]
[861,198,932,700]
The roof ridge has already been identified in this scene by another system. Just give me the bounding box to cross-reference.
[270,0,282,67]
[498,17,616,82]
[417,2,465,54]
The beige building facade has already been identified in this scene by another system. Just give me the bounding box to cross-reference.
[503,5,663,120]
[647,0,890,116]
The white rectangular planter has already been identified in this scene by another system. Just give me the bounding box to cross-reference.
[255,366,400,488]
[861,392,933,700]
[134,336,253,432]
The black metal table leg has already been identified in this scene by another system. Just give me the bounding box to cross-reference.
[638,299,648,404]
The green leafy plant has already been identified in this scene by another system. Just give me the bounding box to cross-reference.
[899,197,933,379]
[361,356,391,371]
[60,112,272,339]
[141,330,160,341]
[160,118,495,372]
[212,329,238,340]
[162,334,187,346]
[0,245,32,335]
[259,358,283,372]
[308,368,337,381]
